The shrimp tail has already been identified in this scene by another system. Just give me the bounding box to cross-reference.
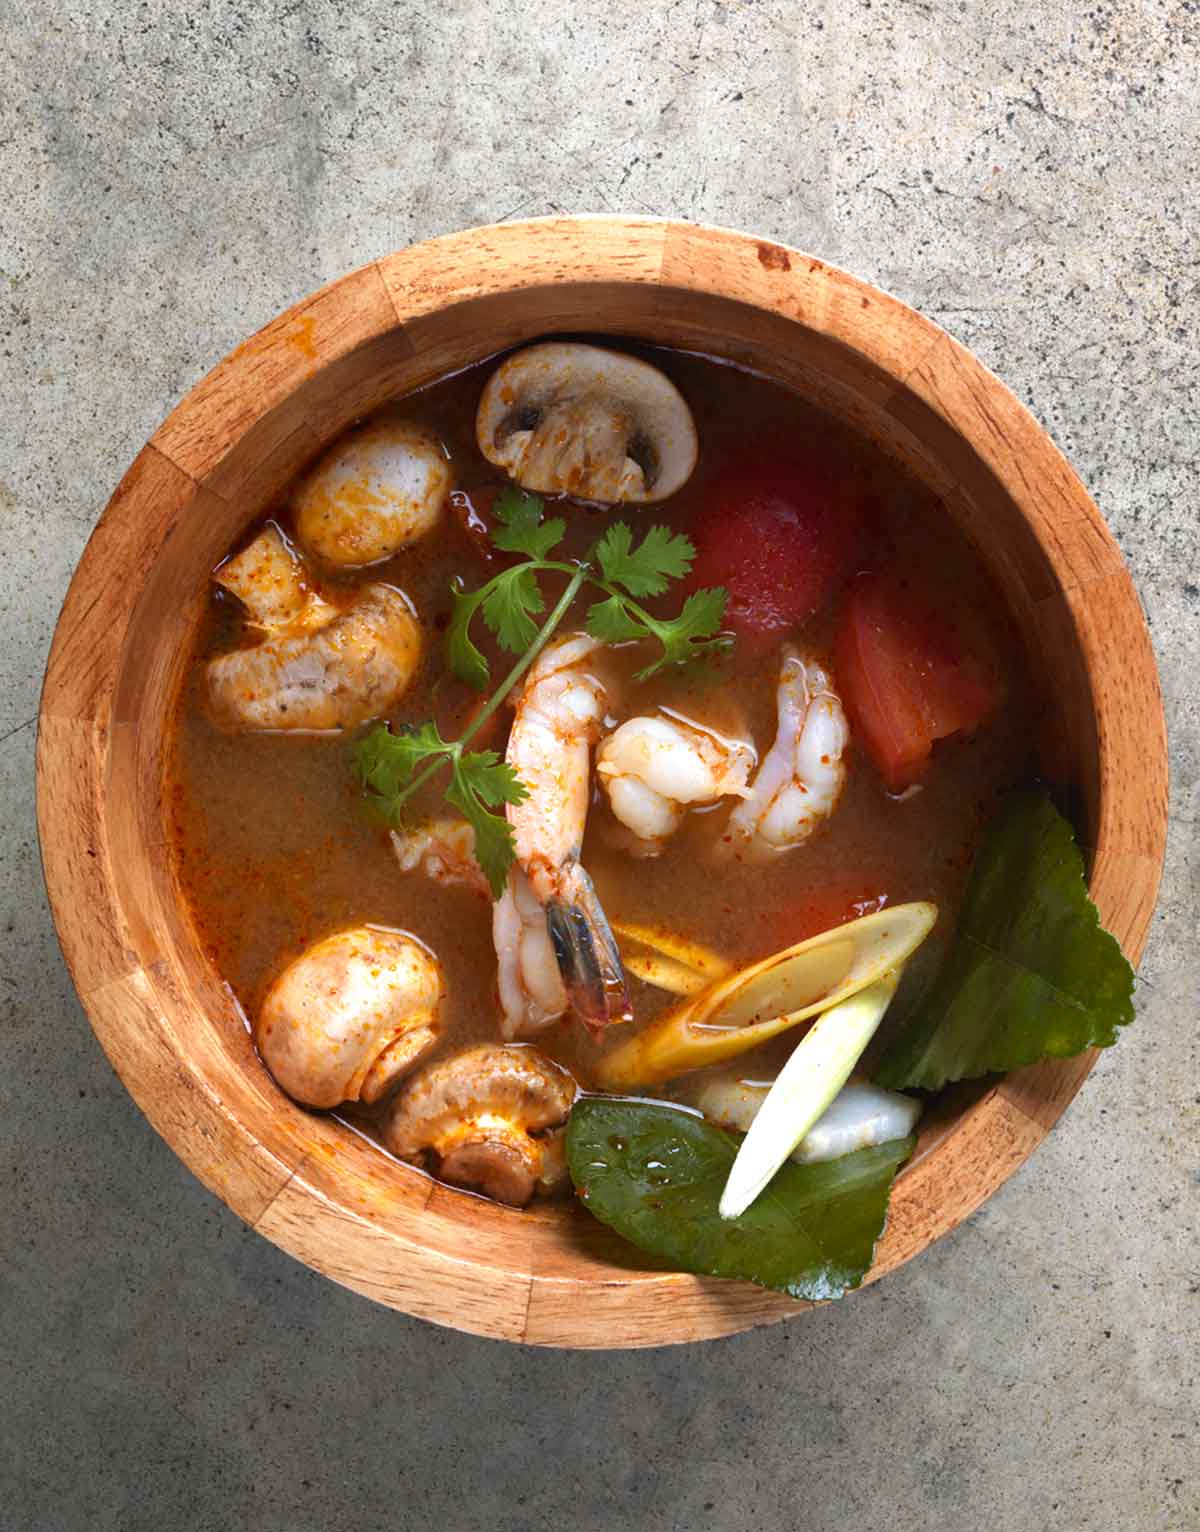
[546,862,633,1035]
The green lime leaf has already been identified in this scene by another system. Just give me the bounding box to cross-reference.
[482,565,545,654]
[446,582,490,690]
[492,487,566,561]
[875,789,1136,1090]
[594,522,695,598]
[567,1098,913,1301]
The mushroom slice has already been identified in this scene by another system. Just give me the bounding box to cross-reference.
[206,582,422,733]
[382,1044,578,1207]
[256,927,444,1109]
[293,417,453,568]
[214,523,333,635]
[475,343,698,504]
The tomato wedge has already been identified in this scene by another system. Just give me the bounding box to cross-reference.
[834,571,1001,792]
[687,456,867,651]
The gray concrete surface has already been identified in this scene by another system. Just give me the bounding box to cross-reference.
[2,3,1197,1528]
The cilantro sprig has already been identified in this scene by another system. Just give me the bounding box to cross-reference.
[448,488,730,686]
[355,487,730,897]
[356,722,529,897]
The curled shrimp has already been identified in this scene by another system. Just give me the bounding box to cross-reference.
[496,633,631,1036]
[493,865,570,1039]
[596,711,755,855]
[723,648,848,859]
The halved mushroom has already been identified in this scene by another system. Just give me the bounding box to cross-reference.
[256,927,444,1109]
[292,416,452,568]
[382,1043,577,1206]
[475,343,698,504]
[214,523,334,634]
[206,579,421,732]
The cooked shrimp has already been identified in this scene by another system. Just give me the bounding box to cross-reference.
[724,648,848,858]
[207,583,421,733]
[391,818,490,898]
[493,865,569,1038]
[596,712,755,854]
[502,633,631,1034]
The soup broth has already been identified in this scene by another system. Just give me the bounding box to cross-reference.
[167,345,1035,1160]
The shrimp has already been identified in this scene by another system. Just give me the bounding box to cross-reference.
[493,865,569,1039]
[391,818,490,898]
[499,633,631,1035]
[596,712,756,854]
[723,648,848,858]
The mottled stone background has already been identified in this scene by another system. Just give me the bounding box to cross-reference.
[2,3,1197,1528]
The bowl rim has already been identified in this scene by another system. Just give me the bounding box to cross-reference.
[36,215,1169,1347]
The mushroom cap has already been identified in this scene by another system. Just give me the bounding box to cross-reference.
[475,343,698,504]
[206,583,421,732]
[293,418,452,568]
[382,1044,577,1207]
[256,927,444,1109]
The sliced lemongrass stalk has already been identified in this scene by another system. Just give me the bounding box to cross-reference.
[624,951,715,996]
[690,1073,921,1164]
[719,969,902,1220]
[615,921,734,996]
[593,903,936,1089]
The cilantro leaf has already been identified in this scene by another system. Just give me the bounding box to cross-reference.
[482,565,545,654]
[354,721,450,800]
[457,749,529,810]
[446,582,490,690]
[584,594,648,644]
[635,587,730,679]
[446,752,528,897]
[594,522,695,598]
[491,487,566,561]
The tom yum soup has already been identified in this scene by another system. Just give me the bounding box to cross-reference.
[168,341,1134,1299]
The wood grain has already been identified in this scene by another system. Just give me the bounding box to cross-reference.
[36,217,1168,1347]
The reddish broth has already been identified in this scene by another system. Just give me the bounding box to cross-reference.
[166,345,1036,1121]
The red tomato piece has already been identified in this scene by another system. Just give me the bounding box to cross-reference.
[687,457,867,651]
[834,571,1001,792]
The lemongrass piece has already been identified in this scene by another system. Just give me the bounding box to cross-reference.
[593,903,937,1089]
[719,970,901,1220]
[613,922,733,983]
[691,1073,921,1164]
[624,951,715,996]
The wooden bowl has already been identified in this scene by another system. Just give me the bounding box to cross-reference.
[37,218,1168,1347]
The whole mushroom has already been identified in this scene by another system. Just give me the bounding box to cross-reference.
[256,927,444,1109]
[475,343,698,504]
[292,416,452,568]
[382,1044,578,1207]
